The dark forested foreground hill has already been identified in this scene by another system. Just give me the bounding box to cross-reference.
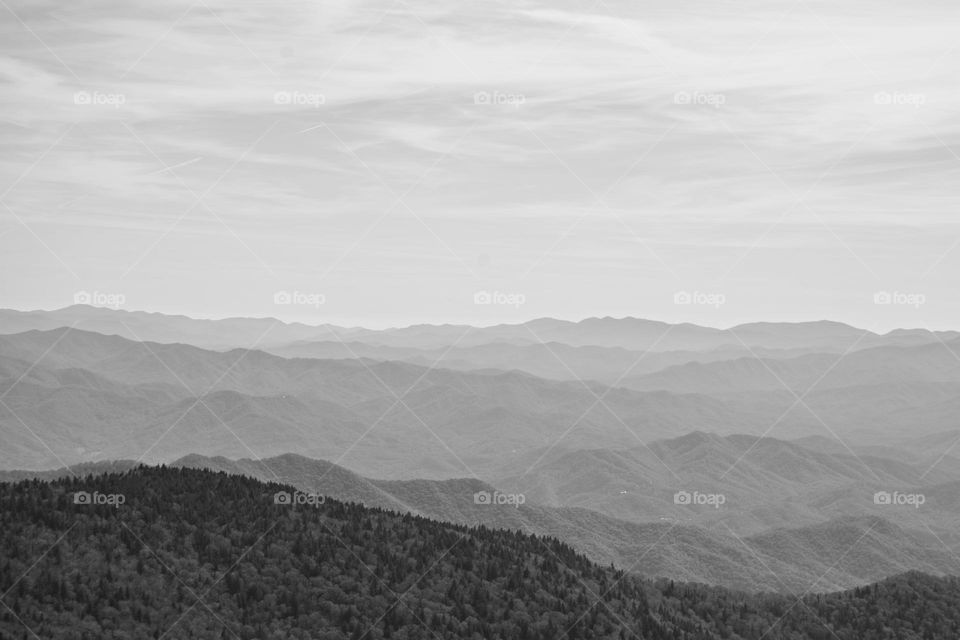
[2,468,960,640]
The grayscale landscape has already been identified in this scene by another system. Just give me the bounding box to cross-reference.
[2,0,959,637]
[2,309,960,599]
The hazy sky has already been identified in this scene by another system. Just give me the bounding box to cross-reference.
[1,0,958,330]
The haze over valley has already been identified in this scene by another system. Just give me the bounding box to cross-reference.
[3,305,959,599]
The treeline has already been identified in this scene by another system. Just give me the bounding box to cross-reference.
[0,466,958,639]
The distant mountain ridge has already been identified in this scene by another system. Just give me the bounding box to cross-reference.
[620,340,960,394]
[3,327,960,476]
[2,305,956,352]
[0,327,771,474]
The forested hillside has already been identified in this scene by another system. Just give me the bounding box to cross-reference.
[1,467,959,639]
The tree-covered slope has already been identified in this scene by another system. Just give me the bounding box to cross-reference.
[1,467,959,639]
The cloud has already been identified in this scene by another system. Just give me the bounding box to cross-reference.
[1,0,959,328]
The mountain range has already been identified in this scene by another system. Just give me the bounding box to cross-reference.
[2,305,959,599]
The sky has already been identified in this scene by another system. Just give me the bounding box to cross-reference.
[1,0,958,330]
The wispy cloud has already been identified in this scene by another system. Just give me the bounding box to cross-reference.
[1,0,958,328]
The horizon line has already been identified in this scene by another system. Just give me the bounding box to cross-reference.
[2,304,957,336]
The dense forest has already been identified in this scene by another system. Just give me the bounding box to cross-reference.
[1,467,958,639]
